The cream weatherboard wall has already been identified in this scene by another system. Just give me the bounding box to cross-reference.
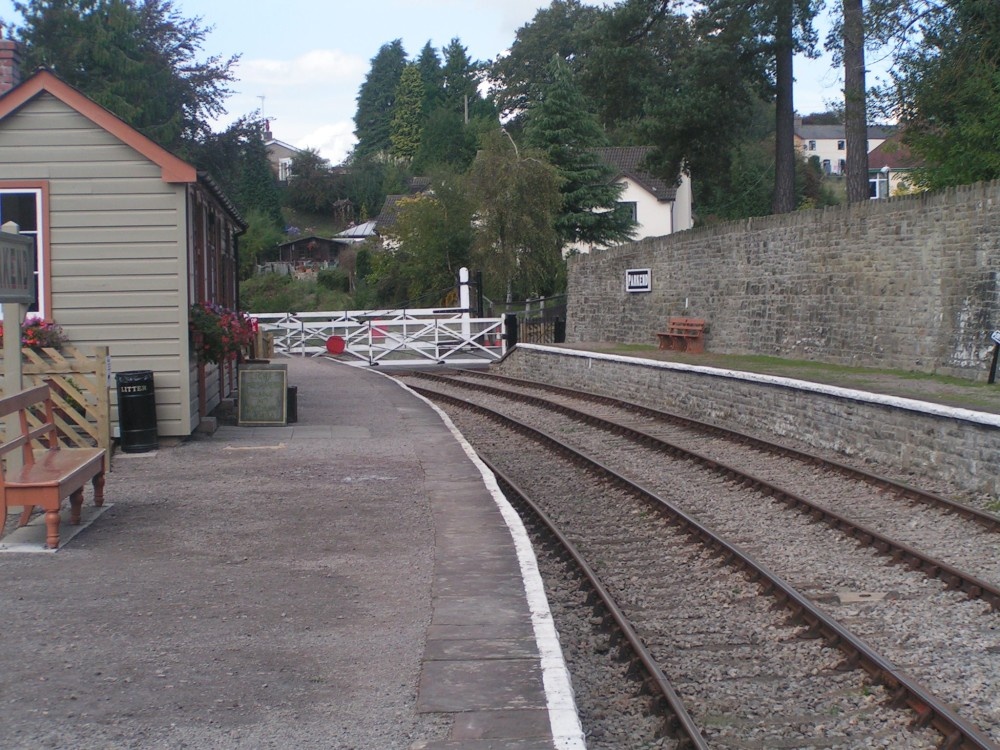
[0,91,193,436]
[0,68,243,439]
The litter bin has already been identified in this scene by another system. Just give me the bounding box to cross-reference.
[286,386,298,424]
[116,370,158,453]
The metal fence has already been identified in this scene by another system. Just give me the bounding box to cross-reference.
[490,295,567,346]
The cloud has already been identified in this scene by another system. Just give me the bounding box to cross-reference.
[236,49,368,86]
[298,121,359,165]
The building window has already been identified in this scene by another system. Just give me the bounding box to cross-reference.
[822,159,831,174]
[278,158,293,182]
[0,187,47,317]
[617,201,638,223]
[839,159,846,174]
[837,140,845,150]
[808,140,816,150]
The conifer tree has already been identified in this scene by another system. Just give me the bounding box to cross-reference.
[390,65,425,162]
[353,39,407,159]
[524,56,635,250]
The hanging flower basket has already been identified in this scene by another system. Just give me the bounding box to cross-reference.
[189,302,255,365]
[0,316,68,351]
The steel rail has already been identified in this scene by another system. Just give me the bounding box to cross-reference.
[413,371,1000,610]
[448,369,1000,533]
[479,455,710,750]
[411,384,1000,750]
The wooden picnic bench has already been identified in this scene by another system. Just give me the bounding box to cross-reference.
[656,317,707,354]
[0,383,105,549]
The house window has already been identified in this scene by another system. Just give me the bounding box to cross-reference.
[617,201,638,223]
[839,159,846,174]
[0,187,47,317]
[278,158,293,182]
[822,159,831,174]
[837,140,845,150]
[869,179,879,199]
[808,140,816,150]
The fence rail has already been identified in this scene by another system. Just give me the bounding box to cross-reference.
[252,308,507,366]
[1,345,112,462]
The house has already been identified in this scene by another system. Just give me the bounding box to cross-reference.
[264,121,300,182]
[867,133,922,199]
[795,119,895,175]
[276,235,343,266]
[0,43,245,439]
[570,146,693,254]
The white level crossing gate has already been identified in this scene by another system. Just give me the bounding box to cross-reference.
[251,307,507,367]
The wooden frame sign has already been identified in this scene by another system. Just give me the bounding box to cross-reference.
[238,364,288,425]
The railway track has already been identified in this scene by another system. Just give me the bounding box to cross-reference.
[394,369,1000,749]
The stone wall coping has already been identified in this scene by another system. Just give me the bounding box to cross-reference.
[519,344,1000,429]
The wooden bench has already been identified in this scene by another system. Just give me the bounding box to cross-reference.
[656,317,707,354]
[0,383,106,549]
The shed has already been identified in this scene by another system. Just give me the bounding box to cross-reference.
[0,47,245,439]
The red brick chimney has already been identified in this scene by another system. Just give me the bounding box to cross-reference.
[0,40,22,96]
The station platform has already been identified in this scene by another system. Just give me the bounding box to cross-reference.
[0,356,584,750]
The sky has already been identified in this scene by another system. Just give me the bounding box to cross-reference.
[0,0,885,166]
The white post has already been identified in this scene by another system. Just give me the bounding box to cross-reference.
[458,267,471,341]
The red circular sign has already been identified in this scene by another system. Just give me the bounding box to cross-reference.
[326,335,346,354]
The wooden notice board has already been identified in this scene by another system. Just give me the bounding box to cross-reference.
[238,364,288,425]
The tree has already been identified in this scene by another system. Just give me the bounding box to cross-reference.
[353,39,407,159]
[695,0,823,213]
[489,0,602,125]
[875,0,1000,189]
[524,56,635,249]
[285,149,342,214]
[11,0,238,153]
[467,130,564,301]
[379,170,475,304]
[191,115,282,225]
[415,41,444,115]
[842,0,870,203]
[390,65,425,162]
[238,210,284,279]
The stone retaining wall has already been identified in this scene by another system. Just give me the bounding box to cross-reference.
[567,181,1000,379]
[497,345,1000,499]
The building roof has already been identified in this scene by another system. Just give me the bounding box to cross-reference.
[796,123,896,141]
[868,133,922,171]
[0,68,197,183]
[594,146,677,202]
[0,68,245,229]
[334,220,378,241]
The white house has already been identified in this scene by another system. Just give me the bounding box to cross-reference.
[795,119,894,176]
[569,146,693,254]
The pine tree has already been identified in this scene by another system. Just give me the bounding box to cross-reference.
[390,65,425,162]
[415,41,444,115]
[353,40,407,159]
[524,56,635,250]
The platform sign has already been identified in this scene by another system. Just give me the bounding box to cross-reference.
[625,268,651,293]
[991,330,1000,346]
[238,364,288,425]
[0,231,35,304]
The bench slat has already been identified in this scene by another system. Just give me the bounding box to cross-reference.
[0,384,105,548]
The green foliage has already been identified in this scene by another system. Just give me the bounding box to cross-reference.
[390,65,425,162]
[467,130,563,301]
[353,39,407,160]
[524,55,634,248]
[489,0,602,125]
[12,0,238,153]
[285,149,347,215]
[379,170,475,305]
[238,210,284,279]
[879,0,1000,190]
[239,273,315,314]
[317,268,350,293]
